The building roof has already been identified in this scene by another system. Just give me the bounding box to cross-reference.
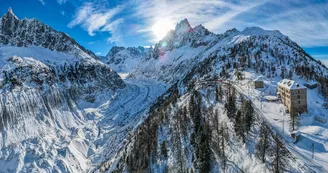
[278,79,306,90]
[306,81,318,86]
[253,76,264,81]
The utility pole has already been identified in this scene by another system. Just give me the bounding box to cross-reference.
[282,120,284,134]
[260,92,263,110]
[310,142,314,159]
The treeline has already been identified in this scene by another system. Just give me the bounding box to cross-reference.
[224,85,254,143]
[256,124,290,173]
[108,82,308,173]
[224,84,293,173]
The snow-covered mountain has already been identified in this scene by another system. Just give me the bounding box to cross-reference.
[1,7,328,173]
[0,8,97,59]
[106,18,327,85]
[104,46,147,73]
[0,8,126,173]
[97,19,328,172]
[0,8,125,92]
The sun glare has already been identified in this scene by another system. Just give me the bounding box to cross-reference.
[151,18,174,41]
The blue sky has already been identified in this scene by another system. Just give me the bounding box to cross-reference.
[0,0,327,64]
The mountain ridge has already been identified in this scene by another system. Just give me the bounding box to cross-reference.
[0,8,98,60]
[97,18,328,173]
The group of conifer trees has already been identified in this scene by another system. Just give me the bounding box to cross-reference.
[223,84,290,173]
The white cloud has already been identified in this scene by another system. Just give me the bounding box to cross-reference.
[229,1,328,47]
[68,0,328,47]
[130,0,328,47]
[68,2,124,43]
[143,45,152,48]
[95,52,102,55]
[39,0,45,5]
[57,0,67,5]
[60,10,65,16]
[132,0,266,43]
[102,18,124,43]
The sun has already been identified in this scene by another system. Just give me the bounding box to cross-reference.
[151,18,174,41]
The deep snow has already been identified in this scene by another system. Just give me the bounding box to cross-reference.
[232,71,328,172]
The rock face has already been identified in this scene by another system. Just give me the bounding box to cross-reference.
[0,8,97,59]
[104,46,147,73]
[0,8,125,93]
[0,9,126,172]
[0,8,125,128]
[148,19,214,60]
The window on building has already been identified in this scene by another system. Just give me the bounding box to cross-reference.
[298,101,300,104]
[297,95,300,99]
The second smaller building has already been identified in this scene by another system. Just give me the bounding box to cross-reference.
[254,76,264,88]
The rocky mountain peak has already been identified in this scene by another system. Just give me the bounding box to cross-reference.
[0,8,98,59]
[106,46,126,57]
[6,7,17,18]
[7,7,14,15]
[174,18,193,35]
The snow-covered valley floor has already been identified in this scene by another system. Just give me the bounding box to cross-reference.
[0,77,167,173]
[78,78,168,171]
[232,71,328,172]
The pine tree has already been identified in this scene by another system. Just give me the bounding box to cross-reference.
[218,85,223,101]
[280,69,285,79]
[215,85,219,102]
[219,123,229,172]
[215,84,223,102]
[193,91,202,133]
[189,91,195,116]
[234,110,245,142]
[195,123,212,173]
[289,111,299,131]
[288,70,293,79]
[270,134,288,173]
[213,109,221,156]
[244,100,254,133]
[225,86,236,119]
[161,140,168,158]
[256,124,270,163]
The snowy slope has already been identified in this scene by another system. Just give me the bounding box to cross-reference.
[0,45,79,66]
[96,19,328,172]
[104,46,147,73]
[233,71,328,172]
[109,18,327,86]
[0,8,127,173]
[0,7,327,173]
[100,53,315,173]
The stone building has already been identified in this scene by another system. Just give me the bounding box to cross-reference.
[278,79,307,115]
[254,76,264,88]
